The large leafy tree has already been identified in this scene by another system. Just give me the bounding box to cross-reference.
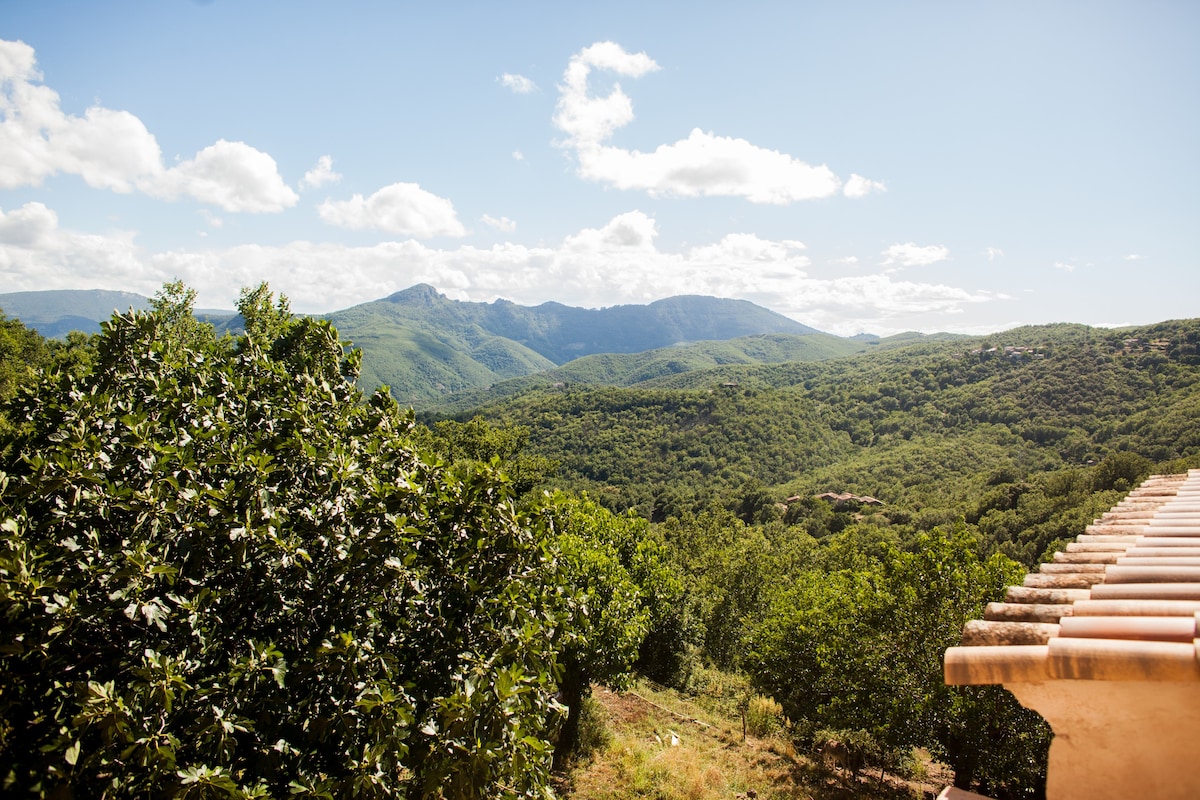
[0,285,565,798]
[746,526,1050,798]
[886,530,1050,797]
[535,494,678,769]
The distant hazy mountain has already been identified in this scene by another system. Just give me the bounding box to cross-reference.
[0,284,845,407]
[0,290,153,338]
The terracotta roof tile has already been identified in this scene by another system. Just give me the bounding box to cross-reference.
[946,469,1200,685]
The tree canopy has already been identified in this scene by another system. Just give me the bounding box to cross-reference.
[0,286,589,798]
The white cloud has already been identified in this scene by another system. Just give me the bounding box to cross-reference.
[882,242,950,268]
[843,174,886,198]
[554,42,660,144]
[0,202,156,293]
[0,40,161,192]
[300,155,341,189]
[318,182,466,238]
[573,128,843,204]
[985,246,1004,261]
[481,214,516,232]
[1124,253,1145,261]
[3,204,999,336]
[553,41,867,204]
[512,150,525,161]
[562,210,660,253]
[498,73,537,94]
[0,38,295,212]
[199,209,223,229]
[146,140,298,212]
[1054,261,1076,272]
[830,256,859,266]
[0,201,58,246]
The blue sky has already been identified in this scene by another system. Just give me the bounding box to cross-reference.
[1,1,1196,335]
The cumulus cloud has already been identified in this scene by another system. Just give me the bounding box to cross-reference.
[0,202,155,293]
[562,210,660,255]
[318,182,466,238]
[0,40,161,192]
[481,214,516,232]
[512,150,525,161]
[498,73,537,94]
[0,38,296,212]
[573,128,842,204]
[552,41,874,204]
[843,174,886,198]
[882,242,950,268]
[148,140,298,212]
[1054,261,1076,272]
[554,42,660,144]
[985,246,1004,261]
[300,155,341,189]
[0,201,58,246]
[3,203,998,336]
[1124,253,1145,261]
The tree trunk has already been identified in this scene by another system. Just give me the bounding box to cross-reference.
[552,660,586,771]
[953,757,978,790]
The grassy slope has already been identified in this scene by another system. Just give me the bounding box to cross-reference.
[567,678,948,800]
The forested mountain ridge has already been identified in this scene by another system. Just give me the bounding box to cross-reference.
[327,285,825,404]
[440,317,1200,566]
[425,330,895,414]
[339,283,821,362]
[2,285,837,408]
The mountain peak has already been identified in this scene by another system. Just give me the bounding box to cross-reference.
[385,284,445,306]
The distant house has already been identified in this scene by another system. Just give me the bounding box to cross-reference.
[811,491,884,507]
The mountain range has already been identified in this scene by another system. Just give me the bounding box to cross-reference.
[0,290,153,339]
[0,285,921,408]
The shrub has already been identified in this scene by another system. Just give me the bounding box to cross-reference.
[744,695,786,738]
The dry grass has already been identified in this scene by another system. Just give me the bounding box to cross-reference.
[562,680,950,800]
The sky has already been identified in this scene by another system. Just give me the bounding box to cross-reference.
[1,1,1197,336]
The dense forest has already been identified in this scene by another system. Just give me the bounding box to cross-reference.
[2,286,1198,799]
[439,319,1200,567]
[415,317,1200,797]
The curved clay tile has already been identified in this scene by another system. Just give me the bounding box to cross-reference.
[941,470,1200,800]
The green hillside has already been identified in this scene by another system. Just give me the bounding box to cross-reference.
[349,319,557,406]
[426,331,875,413]
[326,285,826,405]
[437,318,1200,565]
[329,284,818,363]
